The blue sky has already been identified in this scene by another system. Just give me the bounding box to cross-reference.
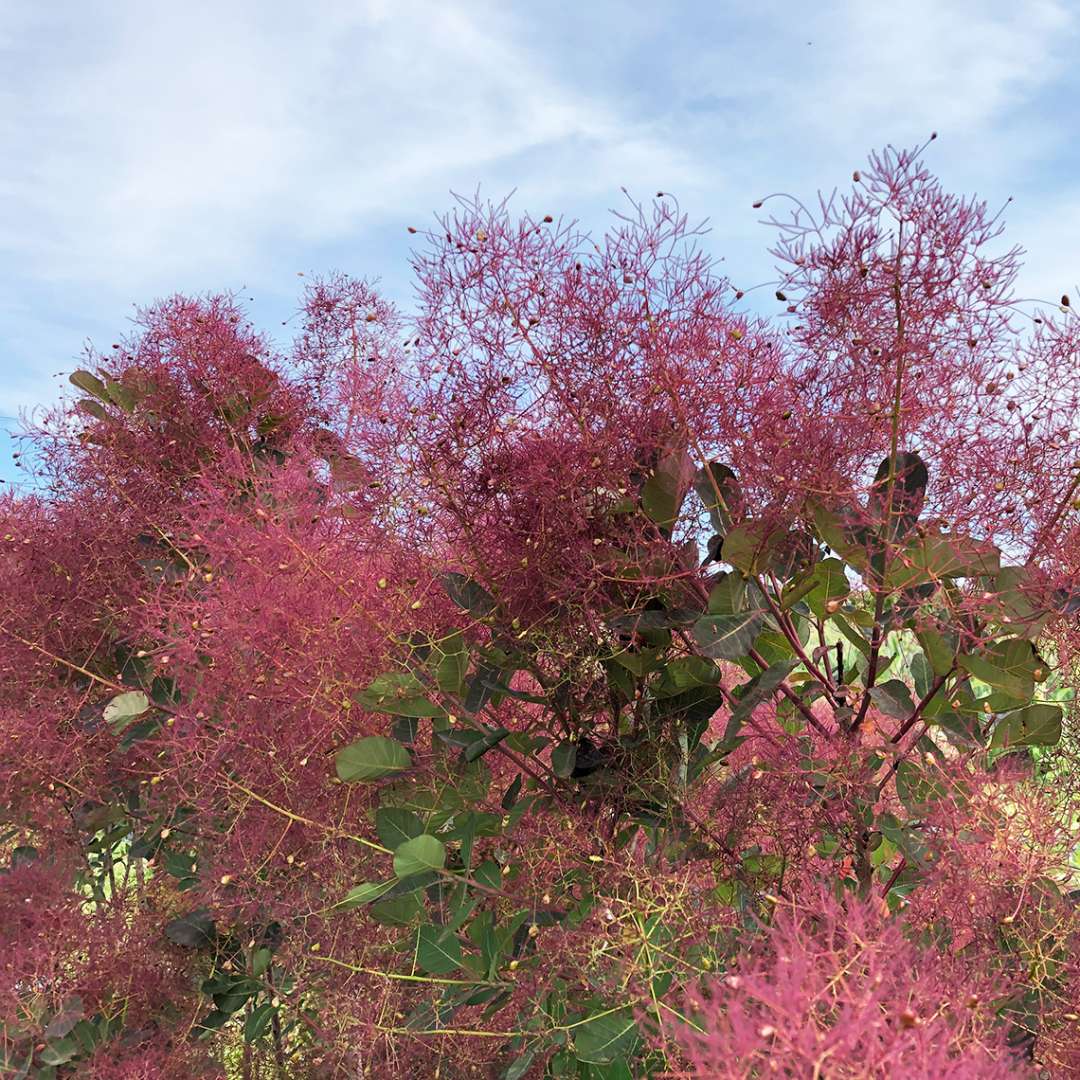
[2,0,1079,490]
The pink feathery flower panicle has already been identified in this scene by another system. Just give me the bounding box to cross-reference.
[676,887,1027,1079]
[1,148,1079,1075]
[291,273,415,504]
[767,146,1080,554]
[77,1042,222,1079]
[0,852,200,1055]
[404,195,798,621]
[38,294,313,515]
[895,763,1080,1075]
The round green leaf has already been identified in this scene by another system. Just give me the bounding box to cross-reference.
[393,833,446,878]
[103,690,150,732]
[356,671,444,717]
[692,611,763,660]
[990,704,1063,749]
[335,880,396,909]
[551,740,578,778]
[720,520,785,575]
[573,1005,640,1064]
[375,807,425,849]
[335,736,412,782]
[416,924,464,974]
[244,1003,277,1043]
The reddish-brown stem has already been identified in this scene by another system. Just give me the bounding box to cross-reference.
[890,670,952,745]
[881,856,908,897]
[747,646,833,738]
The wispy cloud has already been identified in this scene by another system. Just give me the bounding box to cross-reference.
[2,2,695,296]
[1,0,1078,465]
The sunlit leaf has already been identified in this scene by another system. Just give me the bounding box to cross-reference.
[335,736,412,782]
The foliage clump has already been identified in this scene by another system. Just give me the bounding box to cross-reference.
[2,145,1080,1077]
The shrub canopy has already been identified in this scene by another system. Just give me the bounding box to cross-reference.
[2,145,1080,1078]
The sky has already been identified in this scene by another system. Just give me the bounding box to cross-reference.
[2,0,1079,489]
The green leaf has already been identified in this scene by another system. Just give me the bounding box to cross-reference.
[780,566,821,609]
[464,664,501,712]
[501,774,523,810]
[356,672,444,717]
[720,520,785,575]
[335,880,396,909]
[434,631,469,693]
[104,378,136,413]
[910,652,933,700]
[162,849,197,882]
[916,626,956,677]
[335,736,412,782]
[834,614,872,658]
[503,1044,541,1080]
[868,679,916,721]
[194,1008,232,1036]
[473,859,502,891]
[804,557,850,618]
[958,657,1025,703]
[164,908,216,949]
[654,656,720,697]
[988,565,1054,639]
[417,924,464,974]
[44,996,85,1040]
[726,660,797,734]
[244,1002,277,1043]
[959,639,1042,706]
[610,644,664,676]
[605,658,636,699]
[394,834,447,878]
[70,1018,102,1053]
[436,726,485,753]
[886,533,1000,591]
[77,398,108,420]
[251,947,272,977]
[767,528,816,579]
[573,1005,640,1064]
[706,571,747,614]
[654,687,724,753]
[213,977,260,1014]
[102,690,150,733]
[69,369,109,401]
[551,741,578,778]
[391,715,419,743]
[376,807,425,849]
[370,891,425,926]
[990,705,1062,749]
[810,502,871,570]
[692,611,763,660]
[694,461,743,534]
[641,444,693,532]
[463,726,510,762]
[39,1037,79,1066]
[442,572,497,616]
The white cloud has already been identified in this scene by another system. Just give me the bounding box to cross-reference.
[0,0,1078,434]
[0,1,696,294]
